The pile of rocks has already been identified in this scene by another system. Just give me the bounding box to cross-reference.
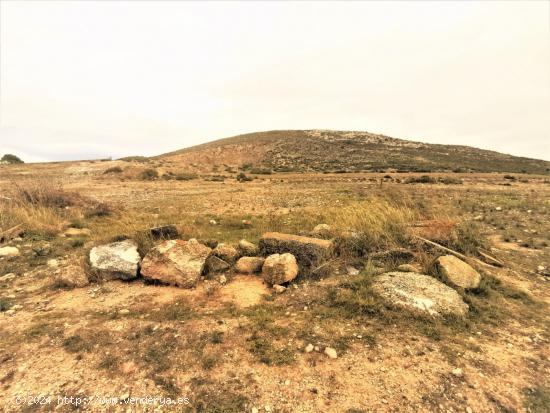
[73,223,483,318]
[87,230,335,290]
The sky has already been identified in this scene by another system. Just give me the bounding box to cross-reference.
[0,1,549,163]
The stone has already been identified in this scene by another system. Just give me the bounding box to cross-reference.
[212,243,239,264]
[346,266,360,276]
[259,232,333,272]
[199,239,218,249]
[149,224,179,239]
[63,228,91,237]
[397,263,420,273]
[238,239,259,256]
[141,239,211,288]
[261,253,299,285]
[89,240,140,280]
[372,272,469,316]
[312,224,332,237]
[219,275,227,285]
[235,257,265,274]
[205,255,231,273]
[0,273,16,282]
[241,219,253,228]
[452,368,463,377]
[304,343,314,353]
[273,284,286,294]
[0,246,20,257]
[119,309,130,315]
[324,347,338,359]
[54,264,89,288]
[434,255,481,289]
[47,259,59,268]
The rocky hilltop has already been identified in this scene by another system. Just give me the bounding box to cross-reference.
[156,130,550,174]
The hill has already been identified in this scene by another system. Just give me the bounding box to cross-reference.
[156,130,550,174]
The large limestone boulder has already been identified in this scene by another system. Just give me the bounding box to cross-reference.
[89,240,140,280]
[236,256,265,274]
[372,271,469,316]
[259,232,333,272]
[141,239,211,288]
[434,255,481,289]
[212,243,239,264]
[54,265,89,288]
[262,253,299,285]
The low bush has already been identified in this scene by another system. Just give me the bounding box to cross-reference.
[405,175,437,184]
[250,168,272,175]
[140,169,159,180]
[103,166,123,174]
[236,172,253,182]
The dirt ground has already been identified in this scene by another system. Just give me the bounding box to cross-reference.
[0,160,549,412]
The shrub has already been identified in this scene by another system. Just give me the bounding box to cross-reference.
[103,166,123,174]
[205,175,226,182]
[140,169,159,180]
[70,238,85,248]
[236,172,253,182]
[0,297,13,312]
[175,172,198,181]
[250,168,272,175]
[1,154,23,164]
[119,156,148,163]
[438,177,463,185]
[12,181,83,208]
[405,175,437,184]
[328,198,416,255]
[84,202,114,218]
[448,221,487,255]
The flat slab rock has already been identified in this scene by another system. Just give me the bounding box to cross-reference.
[140,239,211,288]
[89,240,140,280]
[372,271,469,316]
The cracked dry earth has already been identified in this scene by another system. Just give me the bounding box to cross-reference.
[0,167,549,413]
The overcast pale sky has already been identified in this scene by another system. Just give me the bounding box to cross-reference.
[1,1,549,162]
